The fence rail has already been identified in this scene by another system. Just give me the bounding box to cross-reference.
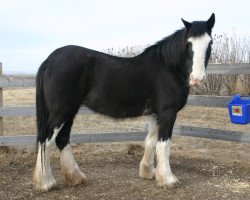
[0,95,233,117]
[0,64,249,88]
[0,63,249,146]
[206,63,250,74]
[1,125,250,146]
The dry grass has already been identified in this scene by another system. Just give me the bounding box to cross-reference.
[2,88,250,136]
[4,88,35,107]
[191,74,250,96]
[210,33,250,63]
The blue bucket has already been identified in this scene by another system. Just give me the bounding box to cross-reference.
[228,94,250,125]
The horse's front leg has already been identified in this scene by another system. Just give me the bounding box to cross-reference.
[156,108,179,187]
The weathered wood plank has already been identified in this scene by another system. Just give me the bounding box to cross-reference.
[1,126,249,146]
[187,95,231,107]
[207,63,250,74]
[0,63,3,135]
[0,106,94,117]
[0,95,232,117]
[174,126,250,143]
[0,77,35,88]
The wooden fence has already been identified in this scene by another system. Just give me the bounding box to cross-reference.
[0,63,249,146]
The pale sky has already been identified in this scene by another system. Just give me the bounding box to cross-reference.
[0,0,249,74]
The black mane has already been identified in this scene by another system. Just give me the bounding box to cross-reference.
[142,20,212,69]
[143,28,187,67]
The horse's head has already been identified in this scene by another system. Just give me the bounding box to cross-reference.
[182,13,215,85]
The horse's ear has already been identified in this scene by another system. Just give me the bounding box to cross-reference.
[181,18,192,30]
[207,13,215,29]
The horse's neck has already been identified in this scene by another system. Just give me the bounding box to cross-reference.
[175,59,191,86]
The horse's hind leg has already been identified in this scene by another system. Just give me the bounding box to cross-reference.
[33,123,64,191]
[139,114,158,179]
[56,118,87,186]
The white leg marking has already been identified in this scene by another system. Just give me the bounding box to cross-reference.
[156,139,179,187]
[139,115,158,179]
[46,123,64,147]
[33,123,64,191]
[60,144,87,186]
[188,33,212,84]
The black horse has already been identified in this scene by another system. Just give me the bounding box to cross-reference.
[33,14,215,191]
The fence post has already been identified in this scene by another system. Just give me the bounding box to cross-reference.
[0,63,7,153]
[0,63,3,135]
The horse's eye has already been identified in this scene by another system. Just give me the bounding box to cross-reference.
[187,42,192,47]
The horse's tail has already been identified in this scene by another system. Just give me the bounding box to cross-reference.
[36,59,49,144]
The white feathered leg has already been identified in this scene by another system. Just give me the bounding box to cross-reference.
[155,139,179,187]
[33,124,64,191]
[139,115,158,179]
[60,144,87,186]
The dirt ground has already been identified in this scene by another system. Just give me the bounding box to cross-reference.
[0,88,250,199]
[0,138,250,200]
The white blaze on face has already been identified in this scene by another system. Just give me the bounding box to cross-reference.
[188,33,211,85]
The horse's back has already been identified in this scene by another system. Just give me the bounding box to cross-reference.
[40,45,152,118]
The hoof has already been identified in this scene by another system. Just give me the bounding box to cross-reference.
[156,173,180,188]
[139,162,155,180]
[62,168,87,186]
[33,174,57,191]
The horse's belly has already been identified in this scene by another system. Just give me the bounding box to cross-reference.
[84,92,147,118]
